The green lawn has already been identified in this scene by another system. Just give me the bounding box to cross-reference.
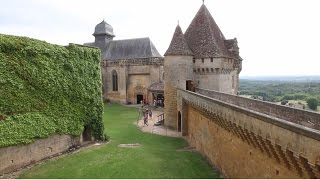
[19,103,220,179]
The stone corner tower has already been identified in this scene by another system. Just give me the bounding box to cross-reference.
[164,24,194,129]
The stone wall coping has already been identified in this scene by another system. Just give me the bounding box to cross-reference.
[103,57,164,67]
[178,89,320,141]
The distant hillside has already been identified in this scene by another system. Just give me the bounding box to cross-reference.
[239,77,320,112]
[240,76,320,82]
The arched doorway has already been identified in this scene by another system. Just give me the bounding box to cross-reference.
[178,111,182,132]
[137,94,143,104]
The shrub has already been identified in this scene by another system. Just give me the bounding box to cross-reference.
[307,98,318,110]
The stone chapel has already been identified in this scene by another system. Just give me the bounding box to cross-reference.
[84,20,164,105]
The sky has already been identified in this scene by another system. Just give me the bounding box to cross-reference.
[1,0,320,77]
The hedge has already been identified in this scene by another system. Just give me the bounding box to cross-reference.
[0,34,105,147]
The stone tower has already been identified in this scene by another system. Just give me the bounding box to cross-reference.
[164,24,193,129]
[93,20,115,55]
[164,4,242,130]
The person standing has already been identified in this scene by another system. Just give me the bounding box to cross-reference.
[148,109,152,119]
[144,110,148,126]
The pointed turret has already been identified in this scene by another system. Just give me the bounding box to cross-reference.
[164,25,193,56]
[184,4,231,58]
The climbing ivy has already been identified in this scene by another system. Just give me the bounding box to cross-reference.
[0,34,105,147]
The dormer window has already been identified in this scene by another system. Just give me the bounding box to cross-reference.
[201,58,204,63]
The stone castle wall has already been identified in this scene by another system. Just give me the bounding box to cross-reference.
[196,88,320,130]
[177,89,320,178]
[0,135,81,175]
[192,57,239,94]
[164,83,178,129]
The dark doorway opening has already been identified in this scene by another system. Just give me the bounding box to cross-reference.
[186,80,194,91]
[137,94,143,104]
[82,125,92,142]
[178,111,182,132]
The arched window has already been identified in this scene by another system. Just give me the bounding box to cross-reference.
[112,70,118,91]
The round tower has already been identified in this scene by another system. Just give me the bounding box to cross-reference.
[164,24,193,130]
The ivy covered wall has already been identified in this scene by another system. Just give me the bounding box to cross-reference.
[0,34,105,147]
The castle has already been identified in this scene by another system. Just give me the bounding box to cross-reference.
[85,4,241,106]
[0,2,319,178]
[84,3,320,178]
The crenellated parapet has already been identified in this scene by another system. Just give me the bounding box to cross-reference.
[177,89,320,178]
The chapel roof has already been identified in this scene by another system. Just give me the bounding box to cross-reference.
[184,4,233,58]
[164,24,193,56]
[103,37,162,60]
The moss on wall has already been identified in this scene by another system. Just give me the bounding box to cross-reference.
[0,34,105,147]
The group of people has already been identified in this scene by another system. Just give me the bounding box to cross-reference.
[153,98,164,107]
[140,98,164,107]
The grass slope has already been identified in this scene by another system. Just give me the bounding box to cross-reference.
[19,103,219,179]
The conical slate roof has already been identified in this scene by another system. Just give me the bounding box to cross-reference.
[184,4,231,58]
[93,20,115,37]
[164,25,193,56]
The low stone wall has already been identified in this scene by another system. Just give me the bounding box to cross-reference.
[0,135,81,175]
[177,89,320,178]
[196,88,320,130]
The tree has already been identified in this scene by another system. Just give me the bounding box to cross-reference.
[281,100,288,105]
[307,98,318,110]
